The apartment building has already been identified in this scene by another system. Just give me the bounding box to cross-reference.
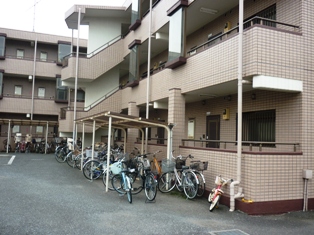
[61,0,314,215]
[0,28,88,145]
[1,0,313,215]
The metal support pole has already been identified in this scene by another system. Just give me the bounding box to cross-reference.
[45,122,48,154]
[72,7,81,148]
[105,117,112,192]
[145,0,153,153]
[81,122,85,171]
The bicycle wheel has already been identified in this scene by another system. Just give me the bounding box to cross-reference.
[182,171,198,199]
[74,154,82,169]
[144,173,158,201]
[55,148,66,163]
[127,189,132,203]
[129,172,143,195]
[66,152,75,168]
[111,174,125,194]
[209,194,220,212]
[194,171,205,197]
[158,172,176,193]
[102,169,114,191]
[83,160,102,180]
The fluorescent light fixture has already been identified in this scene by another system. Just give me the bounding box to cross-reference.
[200,7,218,14]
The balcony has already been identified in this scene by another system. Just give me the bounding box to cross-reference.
[0,55,61,78]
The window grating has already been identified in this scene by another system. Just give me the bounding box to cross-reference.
[237,110,276,146]
[244,4,276,29]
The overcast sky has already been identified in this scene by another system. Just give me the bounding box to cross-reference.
[0,0,126,39]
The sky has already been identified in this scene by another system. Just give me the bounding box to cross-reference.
[0,0,126,39]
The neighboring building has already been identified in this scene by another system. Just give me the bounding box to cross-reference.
[0,28,87,143]
[2,0,313,215]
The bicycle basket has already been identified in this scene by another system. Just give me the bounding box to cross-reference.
[175,157,186,169]
[111,161,122,175]
[161,159,175,173]
[190,161,208,171]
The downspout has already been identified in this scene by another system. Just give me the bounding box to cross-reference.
[145,0,152,153]
[230,0,245,212]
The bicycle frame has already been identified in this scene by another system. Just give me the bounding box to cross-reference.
[208,176,232,212]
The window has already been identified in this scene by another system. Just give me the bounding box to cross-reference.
[17,49,24,59]
[244,4,276,29]
[168,8,185,61]
[0,71,3,98]
[77,89,85,101]
[14,85,22,95]
[0,34,6,58]
[36,126,43,134]
[129,44,139,83]
[57,42,71,65]
[55,78,68,102]
[237,110,276,144]
[40,52,47,61]
[38,87,45,98]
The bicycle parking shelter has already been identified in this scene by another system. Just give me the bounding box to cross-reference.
[0,119,58,154]
[75,111,174,192]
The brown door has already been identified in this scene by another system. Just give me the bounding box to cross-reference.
[206,115,220,148]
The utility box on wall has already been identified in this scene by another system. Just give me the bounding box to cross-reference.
[224,21,231,32]
[223,108,230,120]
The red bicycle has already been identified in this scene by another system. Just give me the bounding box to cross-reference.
[208,176,233,212]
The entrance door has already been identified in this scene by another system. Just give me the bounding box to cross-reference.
[157,119,165,144]
[206,115,220,148]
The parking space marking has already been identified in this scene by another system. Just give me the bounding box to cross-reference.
[7,155,16,165]
[210,229,250,235]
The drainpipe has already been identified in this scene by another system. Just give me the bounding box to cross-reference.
[145,0,152,153]
[230,0,245,212]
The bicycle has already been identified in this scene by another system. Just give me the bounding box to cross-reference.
[3,139,11,152]
[158,153,199,199]
[189,160,208,197]
[150,150,162,178]
[111,153,135,203]
[112,151,159,201]
[208,175,233,212]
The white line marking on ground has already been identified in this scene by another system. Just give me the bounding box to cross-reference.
[7,155,16,165]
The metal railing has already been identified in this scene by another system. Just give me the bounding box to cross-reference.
[181,139,301,153]
[4,54,57,63]
[61,35,122,67]
[187,16,300,56]
[59,85,121,119]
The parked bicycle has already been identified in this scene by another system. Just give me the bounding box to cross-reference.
[208,175,233,212]
[158,153,199,199]
[111,153,135,203]
[189,160,208,197]
[3,139,11,152]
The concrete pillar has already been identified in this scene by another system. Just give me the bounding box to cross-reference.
[168,88,185,154]
[127,101,140,152]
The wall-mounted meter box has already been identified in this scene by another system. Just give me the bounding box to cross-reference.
[303,169,313,179]
[224,21,231,32]
[223,108,230,120]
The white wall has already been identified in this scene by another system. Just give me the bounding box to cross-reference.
[87,17,126,54]
[84,67,120,108]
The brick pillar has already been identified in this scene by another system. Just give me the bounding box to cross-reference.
[168,88,185,154]
[127,102,139,152]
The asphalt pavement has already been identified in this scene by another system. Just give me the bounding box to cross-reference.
[0,153,313,235]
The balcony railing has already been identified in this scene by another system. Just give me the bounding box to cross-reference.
[181,139,301,153]
[187,16,300,56]
[4,54,57,63]
[61,35,122,67]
